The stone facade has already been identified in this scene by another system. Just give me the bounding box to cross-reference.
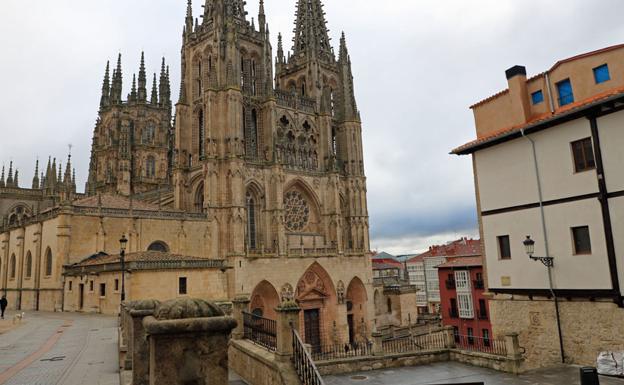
[0,0,374,350]
[490,294,624,370]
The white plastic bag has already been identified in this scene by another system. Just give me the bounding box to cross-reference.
[597,351,624,376]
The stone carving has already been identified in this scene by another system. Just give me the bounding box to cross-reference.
[284,190,310,232]
[154,298,225,320]
[275,116,319,171]
[336,281,345,304]
[281,283,294,303]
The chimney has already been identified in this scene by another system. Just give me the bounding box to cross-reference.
[505,65,531,125]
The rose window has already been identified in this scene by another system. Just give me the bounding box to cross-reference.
[284,191,310,232]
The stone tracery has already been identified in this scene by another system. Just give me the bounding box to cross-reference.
[284,190,310,232]
[275,116,319,171]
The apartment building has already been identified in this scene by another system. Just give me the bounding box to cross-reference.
[453,44,624,369]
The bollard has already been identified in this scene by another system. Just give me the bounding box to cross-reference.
[579,367,600,385]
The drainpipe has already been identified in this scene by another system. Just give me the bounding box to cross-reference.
[521,129,565,364]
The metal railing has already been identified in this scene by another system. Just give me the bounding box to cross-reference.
[292,328,325,385]
[310,341,372,361]
[242,311,277,351]
[382,331,448,355]
[455,334,507,356]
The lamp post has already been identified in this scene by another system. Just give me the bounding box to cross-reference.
[119,235,128,303]
[523,235,565,364]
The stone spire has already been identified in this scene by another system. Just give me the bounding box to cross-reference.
[277,33,285,64]
[159,58,171,107]
[40,172,44,190]
[100,61,111,108]
[51,158,58,187]
[151,73,158,105]
[57,161,63,186]
[6,161,14,187]
[32,159,40,189]
[13,170,18,188]
[129,74,137,103]
[64,151,72,186]
[72,168,77,193]
[186,0,194,34]
[292,0,332,61]
[0,165,4,188]
[111,54,123,104]
[258,0,266,34]
[337,32,359,121]
[44,157,51,190]
[138,52,147,102]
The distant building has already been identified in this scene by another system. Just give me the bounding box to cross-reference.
[453,44,624,368]
[407,238,481,314]
[372,252,418,328]
[437,256,491,345]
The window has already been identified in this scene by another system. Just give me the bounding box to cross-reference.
[179,277,188,295]
[531,90,544,105]
[146,156,156,178]
[68,281,73,291]
[593,64,611,84]
[467,327,474,345]
[10,254,16,279]
[45,249,53,276]
[89,280,94,292]
[453,326,460,343]
[114,279,119,292]
[457,292,474,319]
[100,283,106,297]
[387,298,392,313]
[25,252,32,278]
[572,226,592,255]
[497,236,511,260]
[148,241,169,253]
[483,329,491,347]
[194,183,205,213]
[478,299,488,319]
[198,109,205,158]
[557,79,574,106]
[246,193,257,250]
[571,138,596,172]
[450,298,458,318]
[455,270,471,291]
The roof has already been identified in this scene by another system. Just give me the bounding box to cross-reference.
[71,251,211,268]
[453,86,624,155]
[73,194,160,211]
[437,256,483,269]
[469,44,624,109]
[372,258,403,270]
[407,238,481,264]
[372,251,397,261]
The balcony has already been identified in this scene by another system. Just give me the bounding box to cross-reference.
[445,280,456,290]
[473,279,485,290]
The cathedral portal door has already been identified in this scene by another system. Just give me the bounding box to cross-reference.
[304,309,321,350]
[347,314,355,346]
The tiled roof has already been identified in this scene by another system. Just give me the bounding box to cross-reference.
[407,238,481,264]
[373,258,403,269]
[437,256,483,269]
[373,262,402,271]
[453,86,624,155]
[72,251,211,267]
[372,251,397,261]
[469,44,624,109]
[72,194,160,211]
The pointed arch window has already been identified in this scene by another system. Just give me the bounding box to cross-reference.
[148,241,170,252]
[45,248,53,277]
[243,108,258,159]
[198,109,205,158]
[194,183,205,213]
[146,156,156,178]
[10,254,16,279]
[142,123,155,144]
[25,252,32,278]
[246,192,257,250]
[251,60,257,96]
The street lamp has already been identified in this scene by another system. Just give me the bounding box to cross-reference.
[119,235,128,302]
[523,236,554,267]
[522,235,564,363]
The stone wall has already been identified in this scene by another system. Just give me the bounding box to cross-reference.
[316,350,449,376]
[229,340,301,385]
[490,295,624,369]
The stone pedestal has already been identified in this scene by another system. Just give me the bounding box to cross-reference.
[231,295,250,340]
[371,331,384,356]
[143,298,237,385]
[505,333,522,360]
[128,300,160,385]
[275,301,301,363]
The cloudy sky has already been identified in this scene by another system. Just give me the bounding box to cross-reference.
[2,0,624,255]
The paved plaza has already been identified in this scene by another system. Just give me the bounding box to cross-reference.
[324,361,624,385]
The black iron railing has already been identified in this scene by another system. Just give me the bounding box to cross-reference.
[242,311,277,351]
[382,331,448,354]
[310,341,373,361]
[292,328,325,385]
[455,334,507,356]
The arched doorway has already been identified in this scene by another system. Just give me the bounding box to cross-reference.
[249,280,280,321]
[346,277,368,346]
[296,263,337,349]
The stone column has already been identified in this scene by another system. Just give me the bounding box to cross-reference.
[371,331,384,356]
[275,301,301,363]
[143,298,237,385]
[128,300,160,385]
[231,295,250,340]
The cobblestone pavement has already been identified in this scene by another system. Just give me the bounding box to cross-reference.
[0,311,119,385]
[324,361,624,385]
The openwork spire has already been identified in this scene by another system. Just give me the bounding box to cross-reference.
[32,159,40,189]
[151,73,158,105]
[100,61,110,108]
[292,0,333,61]
[138,52,147,102]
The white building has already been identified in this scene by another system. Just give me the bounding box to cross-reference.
[453,44,624,369]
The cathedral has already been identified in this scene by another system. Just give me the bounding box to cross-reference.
[0,0,372,348]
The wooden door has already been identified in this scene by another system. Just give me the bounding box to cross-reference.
[304,309,321,349]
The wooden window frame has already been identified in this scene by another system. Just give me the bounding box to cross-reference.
[570,138,596,173]
[179,277,188,295]
[497,235,512,260]
[571,226,592,255]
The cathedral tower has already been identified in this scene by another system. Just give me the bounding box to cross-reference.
[86,53,173,196]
